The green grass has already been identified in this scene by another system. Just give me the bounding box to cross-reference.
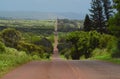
[0,53,32,77]
[0,19,55,29]
[60,55,67,60]
[90,48,120,64]
[107,58,120,64]
[0,47,50,77]
[91,55,120,64]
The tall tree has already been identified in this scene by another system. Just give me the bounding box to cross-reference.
[109,0,120,57]
[66,31,81,59]
[102,0,113,21]
[89,0,105,33]
[84,14,92,31]
[109,0,120,37]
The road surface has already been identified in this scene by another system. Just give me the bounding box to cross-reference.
[1,60,120,79]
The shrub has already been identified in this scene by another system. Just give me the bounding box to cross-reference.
[17,41,44,55]
[34,37,53,53]
[0,42,5,53]
[0,28,21,48]
[0,47,32,77]
[32,55,41,60]
[60,48,71,59]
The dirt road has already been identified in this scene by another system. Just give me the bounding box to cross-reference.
[1,60,120,79]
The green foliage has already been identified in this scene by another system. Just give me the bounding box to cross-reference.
[61,31,119,60]
[89,0,105,33]
[0,27,52,59]
[0,19,55,35]
[34,38,53,53]
[0,28,21,48]
[102,0,113,21]
[58,34,71,50]
[84,14,92,31]
[0,48,32,77]
[0,19,83,35]
[108,0,120,37]
[99,34,114,48]
[0,44,50,77]
[58,19,82,32]
[17,41,44,55]
[22,33,41,43]
[92,48,111,58]
[0,20,54,29]
[0,42,5,53]
[66,31,81,59]
[108,39,120,58]
[113,0,120,12]
[108,0,120,58]
[32,55,41,60]
[109,14,120,37]
[88,0,113,33]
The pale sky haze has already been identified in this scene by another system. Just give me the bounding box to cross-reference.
[0,0,91,14]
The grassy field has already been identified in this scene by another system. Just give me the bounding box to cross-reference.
[0,19,55,29]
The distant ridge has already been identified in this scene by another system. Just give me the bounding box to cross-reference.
[0,11,85,20]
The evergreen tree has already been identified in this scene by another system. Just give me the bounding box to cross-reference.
[109,0,120,57]
[89,0,105,33]
[109,0,120,37]
[102,0,113,21]
[113,0,120,13]
[84,14,92,31]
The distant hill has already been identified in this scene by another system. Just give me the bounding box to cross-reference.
[0,11,85,20]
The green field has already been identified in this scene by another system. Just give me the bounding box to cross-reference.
[0,20,55,29]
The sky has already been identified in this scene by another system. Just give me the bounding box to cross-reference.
[0,0,91,14]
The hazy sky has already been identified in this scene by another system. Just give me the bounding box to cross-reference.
[0,0,91,13]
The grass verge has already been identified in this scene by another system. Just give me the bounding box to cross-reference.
[91,55,120,64]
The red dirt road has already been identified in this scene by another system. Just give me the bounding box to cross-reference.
[1,60,120,79]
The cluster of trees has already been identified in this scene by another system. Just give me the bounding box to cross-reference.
[109,0,120,37]
[59,0,120,60]
[84,0,120,35]
[83,0,120,57]
[58,19,82,32]
[0,28,53,58]
[84,0,113,33]
[0,20,54,35]
[59,31,118,59]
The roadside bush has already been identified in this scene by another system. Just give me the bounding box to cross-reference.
[17,41,44,55]
[0,42,5,53]
[66,31,101,59]
[105,36,120,58]
[92,48,111,58]
[32,55,41,60]
[34,38,53,54]
[99,34,114,49]
[64,30,120,59]
[0,47,32,77]
[60,48,71,59]
[0,28,21,48]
